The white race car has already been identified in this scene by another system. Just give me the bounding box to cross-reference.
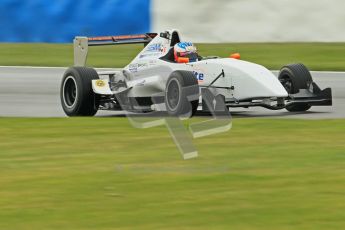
[60,29,332,116]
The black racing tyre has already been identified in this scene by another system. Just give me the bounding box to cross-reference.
[60,67,100,116]
[165,71,199,117]
[278,63,312,112]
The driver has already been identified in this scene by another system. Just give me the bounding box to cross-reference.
[174,42,199,63]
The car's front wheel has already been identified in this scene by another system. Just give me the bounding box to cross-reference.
[278,63,312,112]
[165,71,199,117]
[60,67,100,116]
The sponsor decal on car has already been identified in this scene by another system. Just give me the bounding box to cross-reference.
[138,63,148,68]
[193,71,204,82]
[129,64,138,72]
[146,43,162,52]
[95,79,106,87]
[149,60,157,66]
[129,63,148,72]
[139,53,161,59]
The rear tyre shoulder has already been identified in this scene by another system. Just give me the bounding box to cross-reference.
[60,67,100,116]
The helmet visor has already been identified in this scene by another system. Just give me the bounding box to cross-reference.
[177,51,198,61]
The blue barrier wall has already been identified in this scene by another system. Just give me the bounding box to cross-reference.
[0,0,150,43]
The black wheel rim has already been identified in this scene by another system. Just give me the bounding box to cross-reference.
[280,77,293,94]
[63,77,77,107]
[167,80,180,110]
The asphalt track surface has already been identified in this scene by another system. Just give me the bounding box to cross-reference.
[0,66,344,119]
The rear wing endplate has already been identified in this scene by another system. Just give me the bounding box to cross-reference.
[73,33,157,66]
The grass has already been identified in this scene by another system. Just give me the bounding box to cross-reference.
[1,42,345,71]
[1,117,345,229]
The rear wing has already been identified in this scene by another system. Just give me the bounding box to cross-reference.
[73,33,157,66]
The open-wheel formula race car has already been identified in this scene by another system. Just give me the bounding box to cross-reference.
[60,29,332,117]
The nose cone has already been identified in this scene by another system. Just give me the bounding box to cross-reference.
[208,58,288,99]
[245,65,288,97]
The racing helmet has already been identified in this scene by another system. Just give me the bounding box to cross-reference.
[173,42,198,63]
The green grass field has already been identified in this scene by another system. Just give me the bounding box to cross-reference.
[1,42,345,71]
[1,41,345,229]
[1,118,345,229]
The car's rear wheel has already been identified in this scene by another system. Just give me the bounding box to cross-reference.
[60,67,100,116]
[278,63,312,112]
[165,71,199,117]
